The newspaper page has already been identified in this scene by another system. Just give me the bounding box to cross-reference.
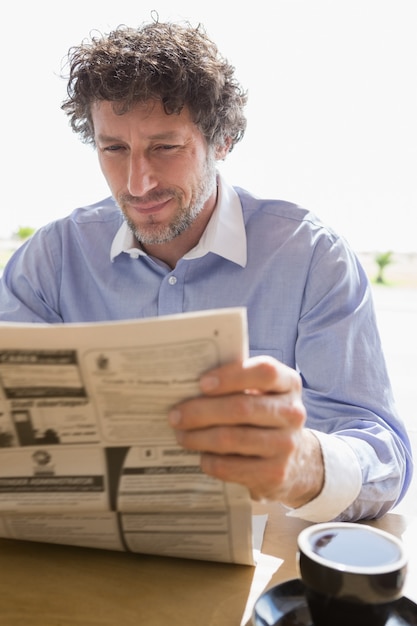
[0,307,255,565]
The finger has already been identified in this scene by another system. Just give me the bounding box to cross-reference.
[174,422,299,458]
[199,453,291,501]
[199,356,302,396]
[169,391,306,430]
[198,429,324,506]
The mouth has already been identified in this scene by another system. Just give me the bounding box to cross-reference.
[128,198,173,215]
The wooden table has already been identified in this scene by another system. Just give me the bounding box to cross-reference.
[0,503,416,625]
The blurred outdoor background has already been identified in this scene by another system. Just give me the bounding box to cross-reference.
[0,1,416,512]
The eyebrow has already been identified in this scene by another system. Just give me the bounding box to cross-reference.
[96,131,183,143]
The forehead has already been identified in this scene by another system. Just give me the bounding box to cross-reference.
[91,99,198,138]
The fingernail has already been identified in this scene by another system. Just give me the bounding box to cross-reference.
[200,375,219,392]
[168,409,181,426]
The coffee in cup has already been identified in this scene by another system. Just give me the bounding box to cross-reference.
[297,522,407,626]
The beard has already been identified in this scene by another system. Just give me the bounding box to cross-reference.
[117,150,217,246]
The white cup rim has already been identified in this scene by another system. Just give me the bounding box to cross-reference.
[298,522,408,575]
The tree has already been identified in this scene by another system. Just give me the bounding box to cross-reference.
[374,251,394,285]
[15,225,36,240]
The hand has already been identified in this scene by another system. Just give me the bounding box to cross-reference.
[168,355,324,508]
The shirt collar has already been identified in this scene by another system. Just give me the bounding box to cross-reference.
[110,174,247,267]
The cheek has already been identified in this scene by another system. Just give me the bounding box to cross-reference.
[97,156,122,189]
[97,154,110,179]
[180,154,209,188]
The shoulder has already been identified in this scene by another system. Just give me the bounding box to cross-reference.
[18,197,122,262]
[232,185,363,284]
[64,196,122,226]
[233,186,341,246]
[35,197,122,241]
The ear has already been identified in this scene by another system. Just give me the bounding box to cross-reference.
[215,137,232,160]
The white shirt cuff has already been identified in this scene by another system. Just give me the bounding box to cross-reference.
[286,430,362,522]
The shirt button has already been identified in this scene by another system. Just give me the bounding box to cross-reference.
[168,276,177,285]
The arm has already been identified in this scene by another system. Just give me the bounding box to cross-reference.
[168,244,413,521]
[0,230,63,323]
[168,351,412,520]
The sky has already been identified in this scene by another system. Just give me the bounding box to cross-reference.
[1,0,416,252]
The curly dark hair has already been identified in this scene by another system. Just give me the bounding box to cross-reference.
[61,19,247,151]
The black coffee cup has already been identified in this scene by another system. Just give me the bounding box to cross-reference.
[297,522,408,626]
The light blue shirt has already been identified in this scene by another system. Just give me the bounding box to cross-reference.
[0,176,412,521]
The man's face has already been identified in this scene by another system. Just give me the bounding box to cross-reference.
[92,100,219,245]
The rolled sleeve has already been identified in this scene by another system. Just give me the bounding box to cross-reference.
[286,430,362,522]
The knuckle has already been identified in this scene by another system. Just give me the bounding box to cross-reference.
[255,357,279,382]
[230,393,254,421]
[291,369,303,392]
[287,398,307,426]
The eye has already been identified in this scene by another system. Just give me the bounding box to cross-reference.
[155,144,180,152]
[102,144,125,152]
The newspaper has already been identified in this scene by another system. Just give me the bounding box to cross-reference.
[0,307,256,565]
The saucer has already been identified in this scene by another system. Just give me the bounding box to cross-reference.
[252,578,417,625]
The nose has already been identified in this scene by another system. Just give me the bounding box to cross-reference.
[127,154,158,197]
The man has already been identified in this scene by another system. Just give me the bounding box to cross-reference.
[0,20,412,522]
